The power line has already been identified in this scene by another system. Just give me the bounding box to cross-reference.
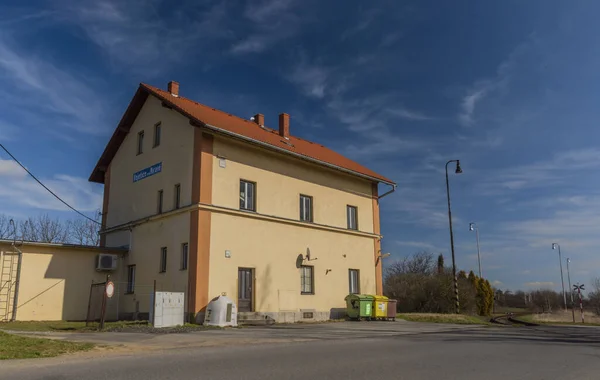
[0,143,101,225]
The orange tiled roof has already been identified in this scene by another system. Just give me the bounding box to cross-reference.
[89,83,395,185]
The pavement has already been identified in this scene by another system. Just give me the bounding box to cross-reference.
[3,321,600,379]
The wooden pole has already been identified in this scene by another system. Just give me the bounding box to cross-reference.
[85,280,94,327]
[99,275,109,330]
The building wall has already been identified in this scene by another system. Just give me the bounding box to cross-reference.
[208,212,376,316]
[0,244,116,321]
[117,214,190,317]
[106,95,195,229]
[207,135,378,319]
[211,136,375,232]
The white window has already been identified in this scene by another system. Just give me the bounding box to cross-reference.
[159,247,167,273]
[181,243,188,270]
[153,122,161,147]
[301,266,314,294]
[347,205,358,230]
[137,131,144,155]
[349,269,360,294]
[127,265,136,293]
[299,195,313,222]
[240,180,256,211]
[174,184,181,209]
[157,190,163,213]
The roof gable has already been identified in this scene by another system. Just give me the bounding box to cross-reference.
[89,83,395,185]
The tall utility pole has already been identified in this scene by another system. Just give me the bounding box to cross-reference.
[469,222,482,278]
[445,160,463,314]
[552,243,568,311]
[566,258,575,323]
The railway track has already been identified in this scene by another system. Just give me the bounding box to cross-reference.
[490,312,539,326]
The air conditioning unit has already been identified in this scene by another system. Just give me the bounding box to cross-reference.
[96,254,118,271]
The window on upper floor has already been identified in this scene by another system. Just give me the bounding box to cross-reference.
[181,243,188,270]
[349,269,360,294]
[174,184,181,209]
[347,205,358,230]
[240,180,256,211]
[126,265,136,294]
[137,131,144,155]
[153,122,161,147]
[159,247,167,273]
[300,265,314,295]
[157,189,163,214]
[299,194,313,222]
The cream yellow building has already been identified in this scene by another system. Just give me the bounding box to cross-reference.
[0,239,126,321]
[89,81,396,322]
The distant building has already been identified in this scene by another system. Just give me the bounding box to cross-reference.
[88,81,396,322]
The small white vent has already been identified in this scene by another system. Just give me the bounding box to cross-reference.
[96,254,118,271]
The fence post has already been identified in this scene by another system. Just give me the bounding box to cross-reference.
[99,275,109,330]
[85,280,94,327]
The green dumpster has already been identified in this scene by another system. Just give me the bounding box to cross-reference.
[345,294,374,320]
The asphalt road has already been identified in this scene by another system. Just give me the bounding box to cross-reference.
[4,324,600,380]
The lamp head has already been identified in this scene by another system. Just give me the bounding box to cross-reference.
[552,243,558,250]
[455,160,463,174]
[469,223,475,231]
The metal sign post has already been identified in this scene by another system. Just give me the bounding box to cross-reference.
[573,284,585,324]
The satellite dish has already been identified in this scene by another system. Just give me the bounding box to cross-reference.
[306,247,311,261]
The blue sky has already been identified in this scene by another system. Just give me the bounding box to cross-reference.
[1,0,599,292]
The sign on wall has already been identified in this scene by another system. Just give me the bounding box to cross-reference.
[133,162,162,182]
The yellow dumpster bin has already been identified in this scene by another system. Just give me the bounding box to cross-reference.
[372,295,388,320]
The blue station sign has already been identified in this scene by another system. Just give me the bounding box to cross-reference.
[133,162,162,182]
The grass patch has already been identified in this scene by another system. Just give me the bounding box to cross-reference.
[0,320,148,332]
[519,314,600,326]
[397,313,491,325]
[0,331,93,360]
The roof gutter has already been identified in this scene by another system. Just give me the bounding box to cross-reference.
[378,183,397,199]
[197,121,397,186]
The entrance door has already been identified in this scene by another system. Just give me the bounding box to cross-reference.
[238,268,253,312]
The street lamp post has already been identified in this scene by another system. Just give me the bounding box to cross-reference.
[469,222,482,278]
[446,159,463,314]
[566,258,575,323]
[551,243,568,311]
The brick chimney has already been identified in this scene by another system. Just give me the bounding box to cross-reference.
[168,81,179,97]
[253,114,264,126]
[279,113,290,139]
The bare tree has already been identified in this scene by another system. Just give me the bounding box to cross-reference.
[587,277,600,315]
[0,214,12,239]
[68,218,100,246]
[19,214,68,243]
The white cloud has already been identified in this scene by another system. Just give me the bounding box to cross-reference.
[457,38,532,126]
[231,0,299,55]
[394,241,440,251]
[492,280,503,286]
[0,159,101,213]
[386,107,435,121]
[0,38,105,135]
[0,159,26,178]
[61,0,230,72]
[288,61,329,98]
[380,32,402,47]
[244,0,294,23]
[525,281,555,288]
[340,8,380,40]
[459,88,488,126]
[477,147,600,194]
